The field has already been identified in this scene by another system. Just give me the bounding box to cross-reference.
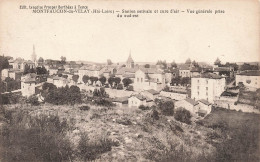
[0,103,259,162]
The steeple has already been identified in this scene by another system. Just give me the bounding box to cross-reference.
[126,50,134,68]
[31,44,37,65]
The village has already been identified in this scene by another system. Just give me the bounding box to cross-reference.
[1,45,260,117]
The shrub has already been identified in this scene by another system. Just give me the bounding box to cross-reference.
[126,85,134,91]
[174,108,192,124]
[158,101,174,116]
[151,109,159,120]
[139,105,151,111]
[77,133,119,161]
[0,111,73,162]
[93,98,114,107]
[117,83,123,90]
[79,105,90,111]
[26,95,40,106]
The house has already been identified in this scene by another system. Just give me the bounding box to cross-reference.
[236,70,260,91]
[115,67,138,81]
[213,66,234,77]
[48,67,59,75]
[191,73,226,103]
[112,97,129,107]
[197,99,212,116]
[51,76,69,88]
[128,94,154,107]
[21,73,37,97]
[78,65,103,83]
[175,98,199,115]
[10,58,36,71]
[179,64,191,78]
[133,68,166,92]
[159,90,187,101]
[141,89,160,101]
[1,69,23,81]
[190,67,201,77]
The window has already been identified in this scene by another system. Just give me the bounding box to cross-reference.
[206,80,208,84]
[157,78,159,82]
[137,78,139,82]
[206,87,208,91]
[197,86,199,90]
[141,78,143,82]
[197,92,199,95]
[206,92,208,96]
[197,80,199,83]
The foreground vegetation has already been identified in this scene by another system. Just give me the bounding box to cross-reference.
[0,102,259,161]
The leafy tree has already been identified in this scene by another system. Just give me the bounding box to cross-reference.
[0,56,9,70]
[144,64,150,68]
[36,66,47,75]
[99,76,106,85]
[174,108,192,124]
[62,75,68,79]
[114,77,121,87]
[38,57,44,63]
[171,60,177,68]
[214,57,221,66]
[108,77,114,87]
[23,64,31,75]
[171,76,181,86]
[72,75,79,83]
[185,58,191,65]
[122,78,132,87]
[158,100,174,116]
[156,60,167,69]
[82,75,89,84]
[60,56,66,64]
[240,63,259,71]
[89,76,98,85]
[180,77,191,86]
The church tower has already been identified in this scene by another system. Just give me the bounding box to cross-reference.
[126,51,134,68]
[31,45,37,66]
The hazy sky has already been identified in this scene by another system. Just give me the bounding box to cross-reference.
[0,0,259,64]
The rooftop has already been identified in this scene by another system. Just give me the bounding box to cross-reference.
[185,98,198,106]
[198,99,211,106]
[237,70,260,76]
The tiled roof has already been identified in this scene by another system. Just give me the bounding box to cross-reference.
[22,73,37,83]
[116,67,138,75]
[178,64,190,70]
[139,68,164,74]
[185,98,198,106]
[237,70,260,76]
[199,99,211,106]
[113,97,129,103]
[214,67,232,72]
[194,72,222,79]
[146,89,159,95]
[123,73,135,78]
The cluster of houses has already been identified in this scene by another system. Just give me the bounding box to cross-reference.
[1,46,260,117]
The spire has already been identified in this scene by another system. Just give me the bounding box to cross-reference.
[31,44,37,63]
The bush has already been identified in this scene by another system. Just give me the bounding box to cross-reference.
[158,101,174,116]
[117,84,123,90]
[77,133,119,161]
[93,98,114,107]
[151,109,159,120]
[174,108,192,124]
[26,95,40,106]
[79,105,90,111]
[139,105,151,111]
[126,85,133,91]
[0,111,73,162]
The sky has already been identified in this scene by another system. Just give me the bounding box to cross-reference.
[0,0,259,64]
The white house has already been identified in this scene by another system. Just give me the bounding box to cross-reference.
[112,97,128,107]
[236,70,260,91]
[191,73,226,103]
[141,89,160,101]
[197,99,212,116]
[128,94,154,107]
[21,73,36,97]
[175,98,199,115]
[134,68,166,92]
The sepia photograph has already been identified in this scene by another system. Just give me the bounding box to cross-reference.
[0,0,259,161]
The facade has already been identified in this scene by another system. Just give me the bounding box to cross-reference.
[198,99,212,116]
[112,97,128,107]
[1,69,23,81]
[236,71,260,90]
[191,73,226,103]
[21,73,37,97]
[141,89,159,101]
[179,64,191,78]
[175,98,199,115]
[128,94,153,107]
[133,68,166,92]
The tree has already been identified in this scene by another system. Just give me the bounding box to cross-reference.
[38,57,44,63]
[171,60,177,68]
[82,75,89,84]
[214,57,221,66]
[23,64,31,75]
[185,58,191,65]
[89,76,98,85]
[180,77,191,86]
[122,78,132,87]
[240,63,259,71]
[144,64,150,68]
[156,60,167,69]
[158,100,174,116]
[72,75,79,83]
[107,59,113,65]
[171,76,181,86]
[99,76,106,85]
[192,60,199,67]
[36,66,47,75]
[60,56,66,64]
[0,56,9,70]
[108,77,114,87]
[114,77,121,87]
[174,108,192,124]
